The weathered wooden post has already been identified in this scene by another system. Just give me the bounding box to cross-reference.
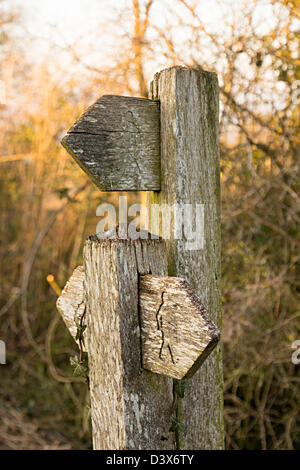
[149,67,224,449]
[57,66,223,450]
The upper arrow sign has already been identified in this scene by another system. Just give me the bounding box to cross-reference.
[61,95,161,191]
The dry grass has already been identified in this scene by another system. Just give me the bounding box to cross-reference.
[0,404,72,450]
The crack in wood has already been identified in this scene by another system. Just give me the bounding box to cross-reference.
[156,291,175,364]
[167,344,175,364]
[155,291,165,331]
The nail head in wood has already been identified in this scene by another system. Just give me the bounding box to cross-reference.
[139,275,220,380]
[61,95,161,191]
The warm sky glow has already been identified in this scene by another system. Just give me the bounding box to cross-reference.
[12,0,276,61]
[9,0,281,93]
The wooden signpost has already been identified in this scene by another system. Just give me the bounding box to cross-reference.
[58,66,224,450]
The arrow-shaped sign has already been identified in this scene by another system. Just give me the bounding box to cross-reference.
[57,267,220,380]
[61,95,161,191]
[139,275,220,379]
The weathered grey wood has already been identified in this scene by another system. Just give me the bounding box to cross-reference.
[61,95,160,191]
[150,66,224,449]
[56,265,86,351]
[84,235,175,450]
[140,275,220,380]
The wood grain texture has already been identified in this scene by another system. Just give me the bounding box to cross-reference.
[140,275,220,380]
[56,265,86,351]
[61,95,161,191]
[150,66,224,449]
[84,235,175,450]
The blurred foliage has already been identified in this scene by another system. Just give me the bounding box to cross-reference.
[0,0,299,450]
